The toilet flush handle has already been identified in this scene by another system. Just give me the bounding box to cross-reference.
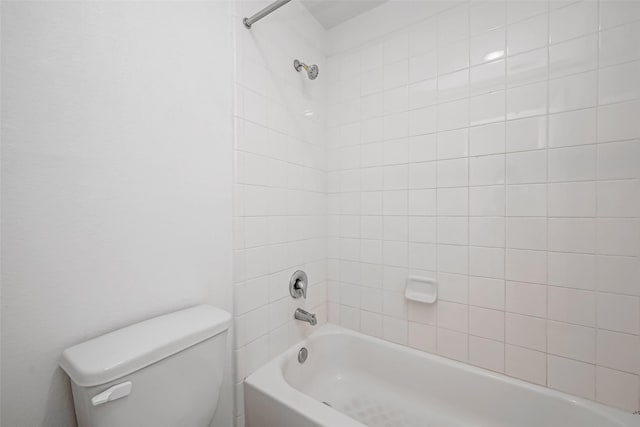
[91,381,132,406]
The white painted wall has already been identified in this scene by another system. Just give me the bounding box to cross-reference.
[1,1,234,425]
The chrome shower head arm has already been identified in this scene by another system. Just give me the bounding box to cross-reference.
[294,59,307,72]
[294,59,319,80]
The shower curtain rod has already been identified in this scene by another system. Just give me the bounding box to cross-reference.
[243,0,292,28]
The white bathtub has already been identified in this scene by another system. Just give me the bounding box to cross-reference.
[245,324,639,427]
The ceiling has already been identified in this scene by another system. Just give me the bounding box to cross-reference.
[301,0,388,29]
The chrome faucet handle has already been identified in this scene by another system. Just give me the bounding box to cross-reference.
[289,270,308,299]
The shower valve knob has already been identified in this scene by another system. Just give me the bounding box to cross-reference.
[289,270,308,299]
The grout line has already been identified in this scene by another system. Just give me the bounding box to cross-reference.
[544,0,552,388]
[432,0,442,358]
[327,99,639,137]
[466,0,471,364]
[500,0,510,374]
[594,0,602,393]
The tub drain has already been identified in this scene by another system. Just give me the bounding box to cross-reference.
[298,347,308,363]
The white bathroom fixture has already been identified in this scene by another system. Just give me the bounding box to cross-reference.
[245,325,640,427]
[404,275,437,303]
[59,305,231,427]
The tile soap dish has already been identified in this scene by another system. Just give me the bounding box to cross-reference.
[405,276,437,303]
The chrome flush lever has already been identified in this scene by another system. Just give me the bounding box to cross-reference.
[289,270,308,299]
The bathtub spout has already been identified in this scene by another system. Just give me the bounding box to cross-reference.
[294,308,317,326]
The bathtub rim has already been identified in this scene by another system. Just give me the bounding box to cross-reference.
[244,323,639,426]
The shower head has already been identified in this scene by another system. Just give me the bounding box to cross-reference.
[294,59,319,80]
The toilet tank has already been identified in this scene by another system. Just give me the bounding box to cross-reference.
[59,305,231,427]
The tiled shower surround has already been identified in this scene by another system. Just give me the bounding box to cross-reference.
[326,0,639,411]
[233,0,640,422]
[232,2,328,425]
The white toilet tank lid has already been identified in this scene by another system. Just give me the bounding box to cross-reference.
[59,305,231,387]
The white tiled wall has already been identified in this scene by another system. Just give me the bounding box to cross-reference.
[326,0,640,412]
[232,2,328,425]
